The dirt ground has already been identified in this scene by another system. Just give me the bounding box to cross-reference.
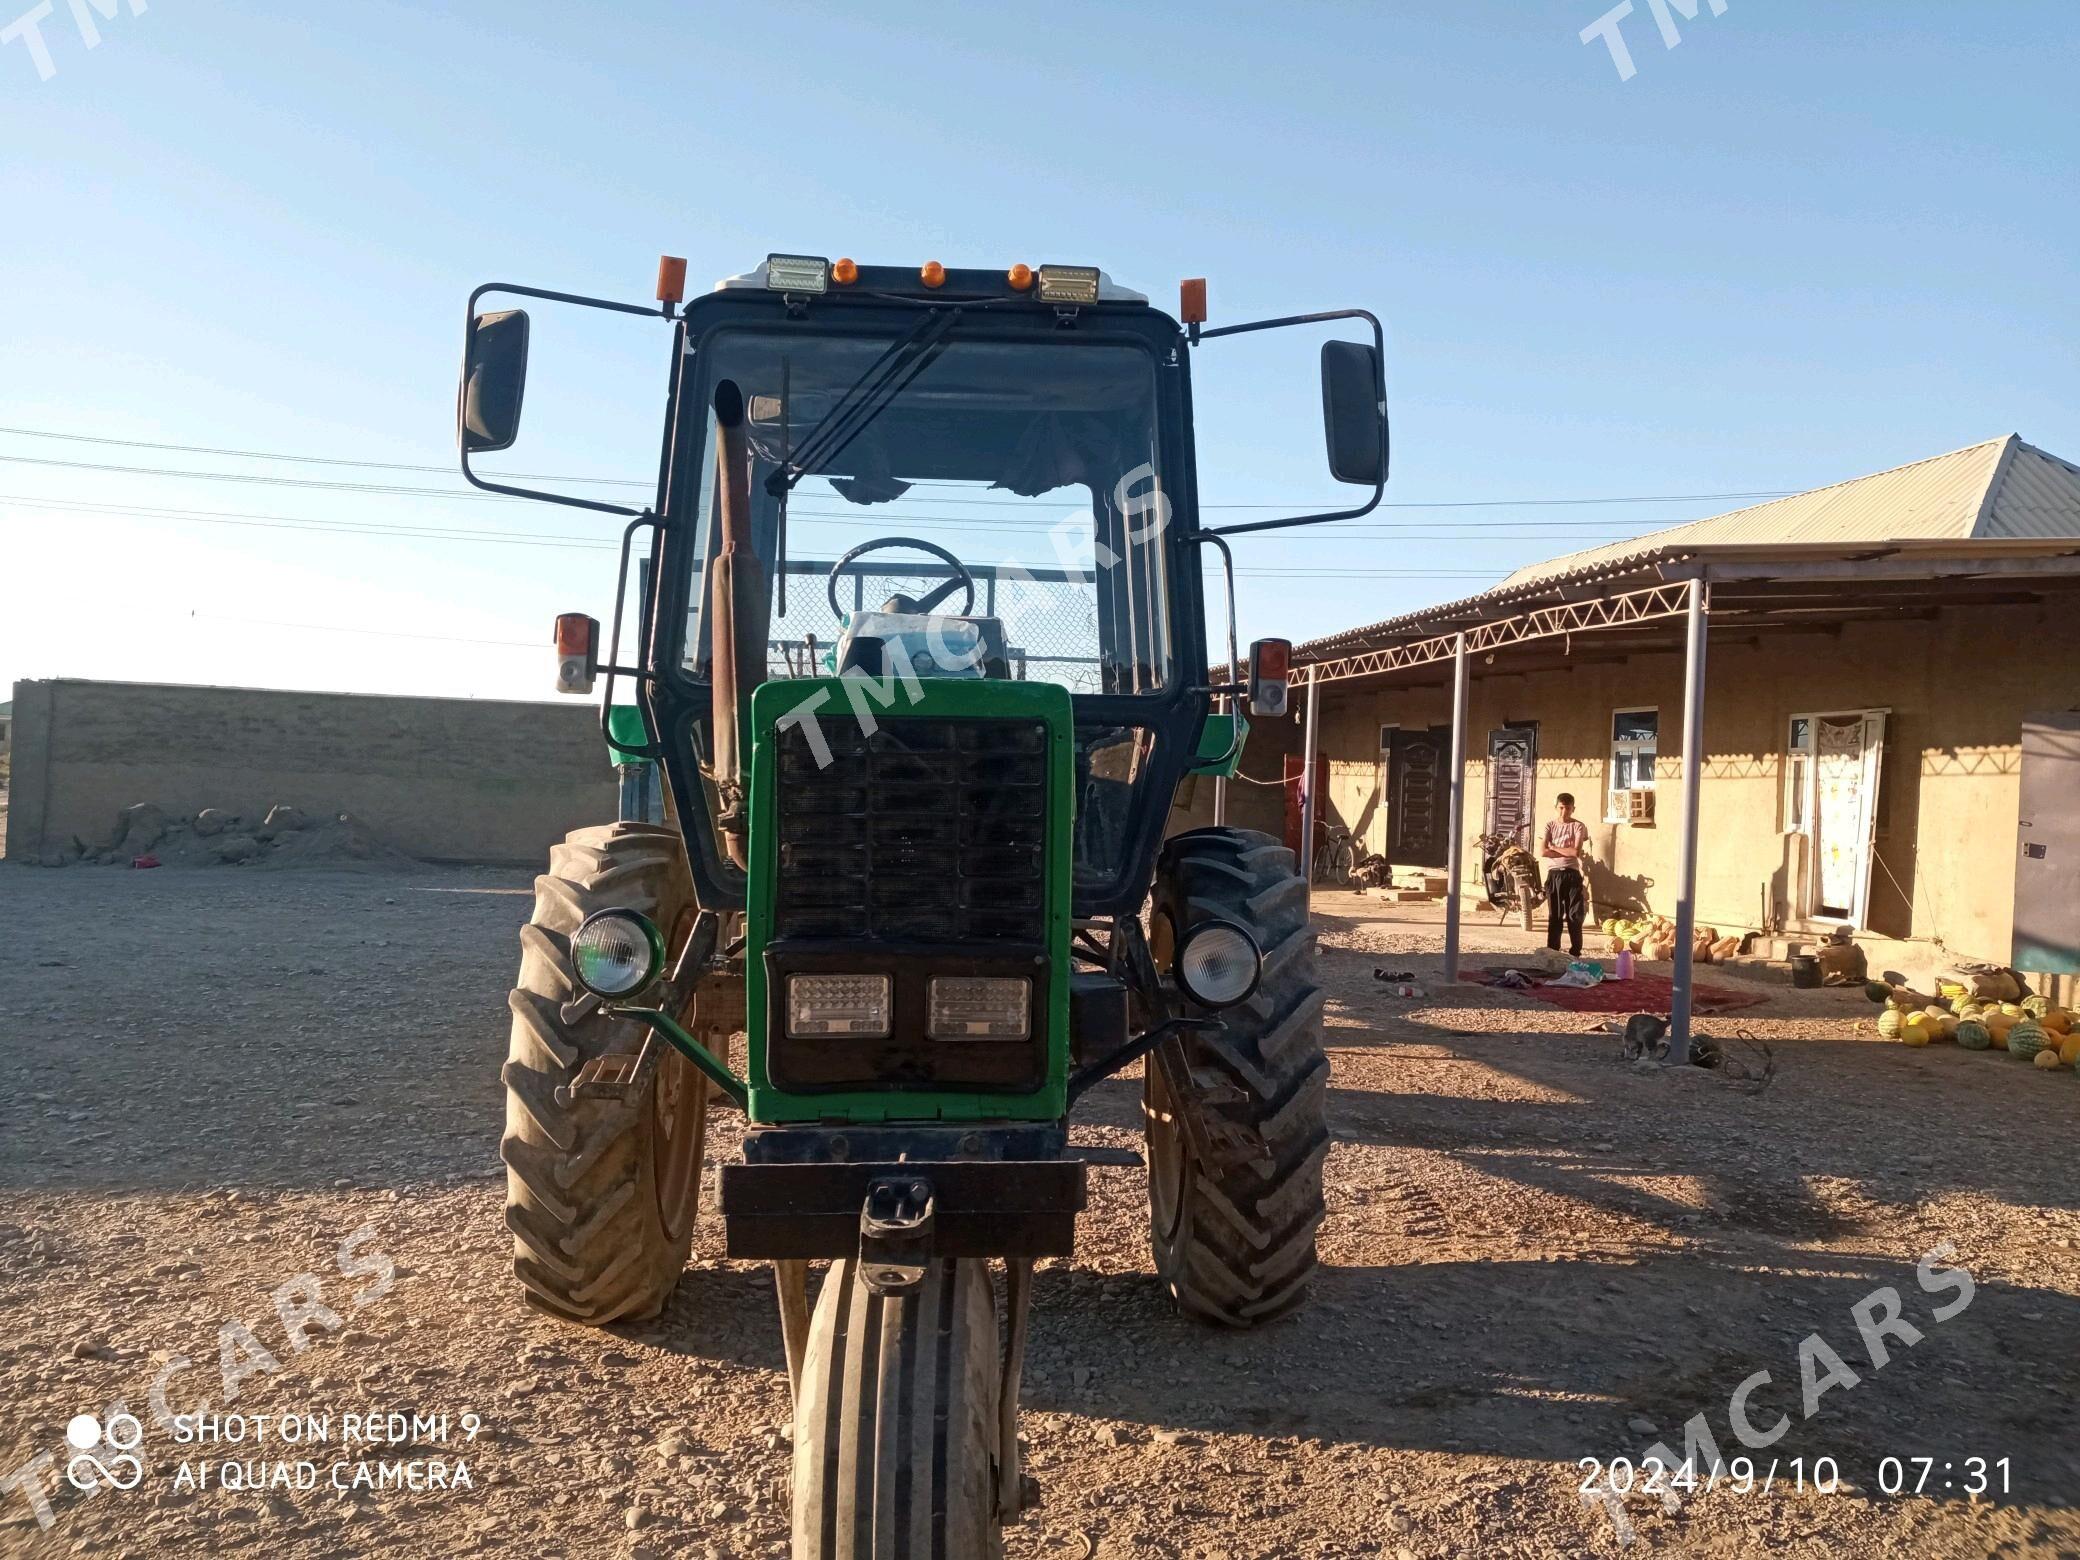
[1,868,2077,1559]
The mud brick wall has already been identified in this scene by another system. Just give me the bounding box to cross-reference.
[5,679,618,866]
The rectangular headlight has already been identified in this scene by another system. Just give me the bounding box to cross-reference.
[765,253,830,294]
[1035,265,1101,305]
[928,976,1031,1041]
[786,974,891,1037]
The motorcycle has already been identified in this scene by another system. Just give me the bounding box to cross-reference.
[1478,825,1546,931]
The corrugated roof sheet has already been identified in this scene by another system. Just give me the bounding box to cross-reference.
[1304,435,2080,655]
[1986,439,2080,538]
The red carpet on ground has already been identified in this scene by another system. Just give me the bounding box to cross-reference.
[1473,968,1767,1014]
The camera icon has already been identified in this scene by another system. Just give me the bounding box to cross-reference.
[64,1413,145,1493]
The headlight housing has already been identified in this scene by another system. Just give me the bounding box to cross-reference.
[787,974,893,1038]
[928,976,1031,1040]
[1174,919,1263,1009]
[570,908,666,1000]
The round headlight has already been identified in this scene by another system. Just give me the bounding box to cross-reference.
[570,908,665,1000]
[1174,919,1263,1009]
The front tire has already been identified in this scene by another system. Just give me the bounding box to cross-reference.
[791,1259,1003,1560]
[500,822,706,1324]
[1144,827,1329,1327]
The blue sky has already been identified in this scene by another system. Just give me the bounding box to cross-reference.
[2,0,2074,699]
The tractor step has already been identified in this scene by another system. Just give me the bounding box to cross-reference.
[1073,1145,1146,1168]
[555,1042,655,1107]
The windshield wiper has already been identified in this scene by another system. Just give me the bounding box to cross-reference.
[765,305,963,500]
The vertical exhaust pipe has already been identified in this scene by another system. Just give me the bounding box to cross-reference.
[708,379,768,868]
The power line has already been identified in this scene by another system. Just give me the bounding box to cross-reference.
[1,493,613,549]
[4,493,1504,580]
[0,480,1692,549]
[0,426,1797,512]
[178,599,1503,655]
[0,452,516,501]
[186,611,539,648]
[0,425,643,488]
[0,492,1644,551]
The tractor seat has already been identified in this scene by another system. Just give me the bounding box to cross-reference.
[834,609,1012,681]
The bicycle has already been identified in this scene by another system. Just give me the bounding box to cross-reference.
[1312,821,1386,888]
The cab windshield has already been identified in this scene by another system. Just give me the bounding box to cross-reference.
[680,327,1174,696]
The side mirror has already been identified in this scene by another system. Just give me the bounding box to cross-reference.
[459,308,531,453]
[1247,637,1292,718]
[1320,339,1385,486]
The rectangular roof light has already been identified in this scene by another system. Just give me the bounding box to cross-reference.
[1036,265,1101,305]
[765,254,830,294]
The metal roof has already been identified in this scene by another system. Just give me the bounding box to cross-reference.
[1304,434,2080,658]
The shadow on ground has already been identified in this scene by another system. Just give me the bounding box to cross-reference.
[1005,1250,2080,1508]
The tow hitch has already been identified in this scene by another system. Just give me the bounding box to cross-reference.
[858,1176,936,1295]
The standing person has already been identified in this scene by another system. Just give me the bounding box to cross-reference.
[1541,793,1590,958]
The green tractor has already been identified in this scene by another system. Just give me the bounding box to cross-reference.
[459,253,1387,1556]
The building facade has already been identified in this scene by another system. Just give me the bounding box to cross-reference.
[1288,436,2080,971]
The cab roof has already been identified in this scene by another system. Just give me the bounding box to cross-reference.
[712,258,1149,305]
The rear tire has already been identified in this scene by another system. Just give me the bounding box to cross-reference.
[791,1259,1003,1560]
[1515,857,1542,933]
[1144,827,1329,1327]
[500,822,706,1325]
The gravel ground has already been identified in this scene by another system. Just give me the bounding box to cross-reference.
[1,869,2077,1559]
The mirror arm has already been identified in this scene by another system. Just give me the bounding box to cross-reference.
[459,281,669,517]
[1192,307,1388,537]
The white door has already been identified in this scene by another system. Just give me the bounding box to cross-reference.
[1809,711,1887,924]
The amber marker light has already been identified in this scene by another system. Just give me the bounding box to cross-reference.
[920,260,947,289]
[1007,263,1034,292]
[656,255,688,305]
[832,257,859,285]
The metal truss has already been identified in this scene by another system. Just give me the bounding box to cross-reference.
[1299,580,1696,685]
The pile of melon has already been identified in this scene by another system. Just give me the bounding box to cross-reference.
[1877,983,2079,1071]
[1602,916,1742,964]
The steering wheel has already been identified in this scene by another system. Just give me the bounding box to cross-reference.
[827,536,976,620]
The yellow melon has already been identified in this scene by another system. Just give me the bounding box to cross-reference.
[2034,1048,2063,1071]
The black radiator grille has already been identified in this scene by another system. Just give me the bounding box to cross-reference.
[773,717,1048,943]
